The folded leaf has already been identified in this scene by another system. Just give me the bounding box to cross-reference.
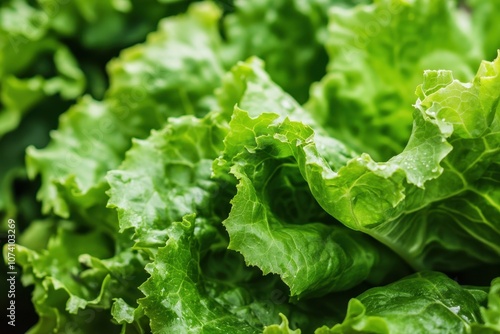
[217,54,500,279]
[26,2,226,219]
[107,113,228,249]
[317,271,487,334]
[222,109,408,299]
[138,214,260,333]
[472,278,500,333]
[216,59,409,298]
[223,0,332,102]
[306,0,482,159]
[11,223,115,333]
[106,98,345,330]
[264,313,301,334]
[10,217,152,334]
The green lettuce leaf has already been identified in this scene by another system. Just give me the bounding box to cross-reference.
[213,57,357,178]
[317,271,487,334]
[362,55,500,270]
[105,1,225,119]
[25,97,127,221]
[106,95,347,331]
[111,298,150,333]
[42,0,175,50]
[26,2,225,219]
[10,218,151,333]
[6,1,500,333]
[220,108,409,299]
[0,8,85,138]
[138,214,260,333]
[264,313,301,334]
[80,244,151,333]
[0,94,72,231]
[106,113,228,249]
[222,0,328,103]
[306,0,483,160]
[472,278,500,333]
[221,0,369,103]
[216,54,500,292]
[214,59,409,298]
[11,222,114,333]
[138,213,345,333]
[0,0,192,140]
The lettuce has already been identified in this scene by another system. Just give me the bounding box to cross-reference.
[0,0,200,226]
[25,2,226,219]
[317,271,488,333]
[2,0,500,333]
[306,0,483,159]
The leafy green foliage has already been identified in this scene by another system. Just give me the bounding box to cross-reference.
[138,215,259,333]
[468,0,500,62]
[317,272,487,334]
[25,2,226,219]
[215,59,410,298]
[107,113,228,249]
[472,277,500,333]
[0,0,201,228]
[306,0,483,159]
[218,55,500,273]
[2,0,500,333]
[264,314,301,334]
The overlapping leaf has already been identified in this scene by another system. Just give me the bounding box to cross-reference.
[215,59,410,298]
[217,54,500,287]
[0,0,86,138]
[4,1,500,333]
[317,272,487,334]
[26,2,226,219]
[306,0,483,159]
[107,113,228,249]
[138,215,259,333]
[472,277,500,333]
[8,218,150,334]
